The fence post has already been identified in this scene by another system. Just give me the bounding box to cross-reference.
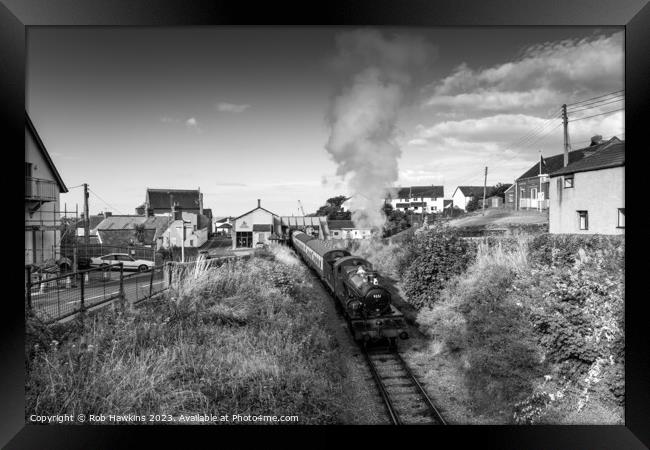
[26,266,32,311]
[168,261,173,288]
[79,268,85,312]
[149,264,155,298]
[119,262,125,301]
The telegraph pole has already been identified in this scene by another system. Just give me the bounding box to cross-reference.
[482,166,488,216]
[83,183,90,248]
[562,104,570,167]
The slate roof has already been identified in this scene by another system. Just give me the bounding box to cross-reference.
[26,112,68,193]
[76,215,106,231]
[234,206,278,220]
[97,215,171,246]
[550,141,625,177]
[517,137,622,180]
[386,186,444,199]
[327,220,369,230]
[455,186,495,198]
[146,189,201,211]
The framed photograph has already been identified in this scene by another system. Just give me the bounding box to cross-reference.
[4,0,648,448]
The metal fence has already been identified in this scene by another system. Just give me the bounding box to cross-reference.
[60,244,160,266]
[25,263,170,324]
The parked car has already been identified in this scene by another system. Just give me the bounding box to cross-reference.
[90,253,154,272]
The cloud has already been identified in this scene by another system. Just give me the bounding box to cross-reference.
[214,182,247,187]
[216,102,251,113]
[424,32,623,113]
[185,117,201,132]
[160,116,179,123]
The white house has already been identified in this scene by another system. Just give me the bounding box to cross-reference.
[451,186,494,211]
[25,112,68,265]
[548,140,624,235]
[161,211,209,248]
[327,220,372,240]
[232,200,278,249]
[385,186,445,213]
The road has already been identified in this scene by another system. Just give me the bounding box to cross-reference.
[29,270,167,320]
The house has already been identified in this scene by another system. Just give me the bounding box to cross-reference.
[452,186,494,211]
[232,199,278,249]
[213,216,234,236]
[481,195,504,209]
[514,136,621,210]
[160,211,210,249]
[140,188,204,216]
[548,139,624,234]
[95,215,172,249]
[504,184,516,209]
[385,186,445,214]
[25,112,69,265]
[327,220,372,240]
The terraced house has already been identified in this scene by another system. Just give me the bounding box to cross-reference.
[549,139,624,234]
[385,186,445,213]
[514,136,621,211]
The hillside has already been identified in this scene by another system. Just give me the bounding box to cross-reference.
[446,208,548,228]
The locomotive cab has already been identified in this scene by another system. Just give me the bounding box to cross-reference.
[334,257,392,316]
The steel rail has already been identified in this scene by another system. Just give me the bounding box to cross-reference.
[393,351,447,425]
[362,347,402,425]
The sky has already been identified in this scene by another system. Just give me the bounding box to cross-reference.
[27,27,624,219]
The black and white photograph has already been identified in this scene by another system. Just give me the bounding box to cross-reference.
[22,22,629,429]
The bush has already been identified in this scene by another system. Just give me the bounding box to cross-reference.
[402,226,476,309]
[528,234,624,270]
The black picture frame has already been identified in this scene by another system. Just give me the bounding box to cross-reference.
[3,0,648,448]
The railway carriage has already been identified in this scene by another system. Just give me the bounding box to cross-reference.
[291,231,408,345]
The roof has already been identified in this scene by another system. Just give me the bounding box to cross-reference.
[76,215,106,231]
[215,222,232,229]
[327,220,370,230]
[517,137,622,180]
[550,141,625,177]
[146,189,200,211]
[280,216,326,227]
[455,186,495,198]
[203,208,213,218]
[386,186,444,199]
[253,224,272,232]
[25,112,68,193]
[234,206,278,220]
[96,215,147,230]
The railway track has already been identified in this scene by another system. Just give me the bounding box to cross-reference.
[363,346,447,425]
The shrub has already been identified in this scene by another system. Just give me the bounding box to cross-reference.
[402,226,476,309]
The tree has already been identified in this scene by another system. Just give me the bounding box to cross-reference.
[466,196,480,212]
[133,223,146,245]
[491,182,512,199]
[313,195,351,219]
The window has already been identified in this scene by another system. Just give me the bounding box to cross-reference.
[578,211,588,230]
[618,208,625,228]
[25,162,33,177]
[520,188,525,198]
[564,175,574,188]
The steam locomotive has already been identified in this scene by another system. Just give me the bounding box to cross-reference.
[291,231,409,345]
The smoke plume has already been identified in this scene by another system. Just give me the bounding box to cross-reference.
[325,29,432,229]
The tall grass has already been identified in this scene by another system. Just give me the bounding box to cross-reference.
[26,246,344,424]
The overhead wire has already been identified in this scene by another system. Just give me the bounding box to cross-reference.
[566,90,624,107]
[567,96,624,113]
[88,188,126,215]
[568,108,624,122]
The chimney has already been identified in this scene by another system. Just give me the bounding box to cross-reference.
[105,211,112,217]
[199,192,204,216]
[257,199,261,208]
[590,135,603,146]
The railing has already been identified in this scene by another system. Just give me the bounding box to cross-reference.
[25,177,58,201]
[519,199,549,210]
[25,263,170,324]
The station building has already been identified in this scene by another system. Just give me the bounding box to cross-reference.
[232,200,278,249]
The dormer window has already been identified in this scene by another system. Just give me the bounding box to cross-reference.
[564,174,574,188]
